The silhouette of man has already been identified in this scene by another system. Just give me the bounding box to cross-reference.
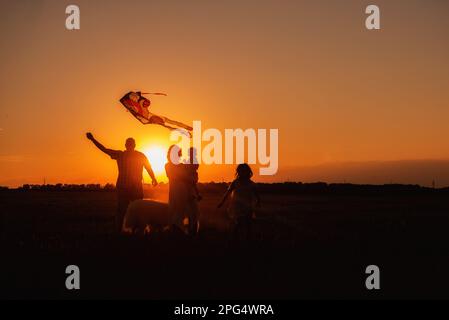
[86,132,157,232]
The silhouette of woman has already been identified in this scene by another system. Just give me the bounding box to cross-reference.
[165,145,188,232]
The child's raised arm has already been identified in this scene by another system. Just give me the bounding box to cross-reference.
[217,181,235,208]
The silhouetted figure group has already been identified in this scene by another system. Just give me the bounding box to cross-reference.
[86,133,260,238]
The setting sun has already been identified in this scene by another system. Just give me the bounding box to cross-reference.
[143,146,168,182]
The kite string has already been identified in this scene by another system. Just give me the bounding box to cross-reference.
[141,92,167,96]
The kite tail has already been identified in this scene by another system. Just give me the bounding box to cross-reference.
[164,117,193,131]
[161,124,192,138]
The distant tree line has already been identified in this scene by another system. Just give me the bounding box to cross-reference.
[0,181,447,195]
[198,181,449,195]
[253,182,449,195]
[17,183,116,191]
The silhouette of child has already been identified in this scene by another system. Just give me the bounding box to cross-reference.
[184,147,201,236]
[185,147,202,201]
[217,163,260,239]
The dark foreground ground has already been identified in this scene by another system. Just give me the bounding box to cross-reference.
[1,188,449,299]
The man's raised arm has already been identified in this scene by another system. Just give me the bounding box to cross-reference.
[143,156,158,186]
[86,132,118,157]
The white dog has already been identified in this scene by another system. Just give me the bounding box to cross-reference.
[122,200,173,234]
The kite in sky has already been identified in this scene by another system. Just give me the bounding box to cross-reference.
[119,91,193,133]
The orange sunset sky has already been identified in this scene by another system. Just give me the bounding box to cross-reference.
[1,0,449,187]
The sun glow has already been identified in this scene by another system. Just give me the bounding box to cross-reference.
[143,146,167,181]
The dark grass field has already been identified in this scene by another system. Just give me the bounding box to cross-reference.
[1,187,449,299]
